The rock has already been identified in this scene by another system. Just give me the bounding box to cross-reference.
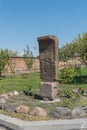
[71,107,86,118]
[4,102,22,112]
[0,103,6,110]
[0,90,19,99]
[12,90,19,96]
[31,107,47,116]
[0,93,9,100]
[8,92,14,97]
[83,90,87,97]
[15,105,29,114]
[0,98,6,104]
[8,90,19,97]
[40,82,58,100]
[52,107,71,118]
[82,106,87,113]
[72,89,79,94]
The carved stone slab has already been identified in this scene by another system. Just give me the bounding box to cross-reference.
[37,35,58,82]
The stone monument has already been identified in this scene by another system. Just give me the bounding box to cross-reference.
[37,35,58,100]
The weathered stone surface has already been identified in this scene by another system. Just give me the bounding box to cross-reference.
[0,91,19,101]
[72,89,79,94]
[37,35,59,100]
[52,107,71,118]
[0,98,6,104]
[0,93,9,100]
[5,57,40,75]
[82,105,87,113]
[37,35,58,82]
[0,103,6,110]
[4,102,22,112]
[31,107,47,116]
[15,105,29,114]
[82,90,87,96]
[71,107,86,118]
[8,90,19,97]
[40,82,58,100]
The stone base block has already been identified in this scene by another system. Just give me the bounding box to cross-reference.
[39,82,58,101]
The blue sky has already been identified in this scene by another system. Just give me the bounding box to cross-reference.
[0,0,87,55]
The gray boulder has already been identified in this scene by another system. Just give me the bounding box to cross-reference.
[71,107,86,118]
[4,102,22,112]
[0,98,6,104]
[52,107,71,118]
[31,106,47,116]
[82,106,87,113]
[83,90,87,97]
[0,103,6,110]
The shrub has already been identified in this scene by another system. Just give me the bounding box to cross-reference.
[63,89,72,98]
[60,67,76,83]
[23,45,33,70]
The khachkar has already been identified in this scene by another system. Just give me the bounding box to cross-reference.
[37,35,58,100]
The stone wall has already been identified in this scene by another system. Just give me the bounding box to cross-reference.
[58,57,82,69]
[4,57,82,75]
[4,57,40,75]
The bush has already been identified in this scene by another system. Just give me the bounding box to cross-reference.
[23,45,33,70]
[63,89,72,98]
[60,67,76,83]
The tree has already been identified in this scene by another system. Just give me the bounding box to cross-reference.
[23,45,33,70]
[74,33,87,65]
[59,42,75,61]
[59,32,87,66]
[8,50,19,57]
[0,49,10,76]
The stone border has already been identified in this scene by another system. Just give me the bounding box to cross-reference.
[0,114,87,130]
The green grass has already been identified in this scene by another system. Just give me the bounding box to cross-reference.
[0,73,41,94]
[58,67,87,84]
[60,84,87,90]
[0,67,87,94]
[0,68,87,120]
[81,67,87,75]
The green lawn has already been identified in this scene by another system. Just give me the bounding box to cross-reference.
[0,67,87,94]
[0,68,87,121]
[0,73,41,94]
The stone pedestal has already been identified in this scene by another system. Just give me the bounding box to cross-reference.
[40,82,58,101]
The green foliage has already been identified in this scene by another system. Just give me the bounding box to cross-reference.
[60,67,76,83]
[59,32,87,66]
[23,87,34,96]
[8,50,19,57]
[59,66,82,83]
[63,89,72,98]
[59,43,75,61]
[0,49,10,76]
[23,45,33,69]
[60,98,75,109]
[74,65,81,76]
[74,33,87,65]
